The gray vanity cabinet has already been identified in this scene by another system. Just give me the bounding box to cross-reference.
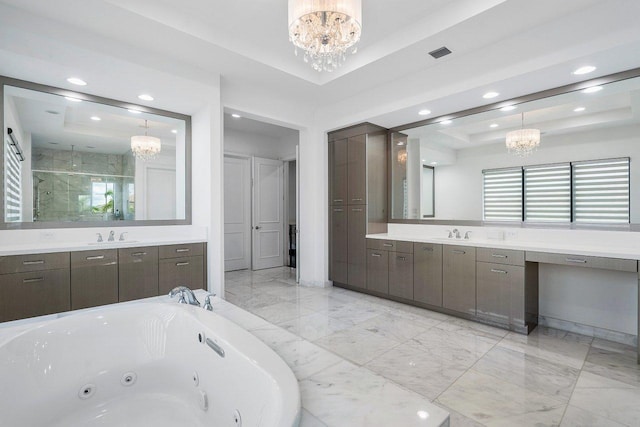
[70,249,118,310]
[158,243,205,295]
[348,206,367,289]
[413,243,443,307]
[442,245,476,315]
[330,207,349,284]
[347,134,367,205]
[329,138,348,206]
[366,249,389,294]
[389,251,414,300]
[0,253,71,322]
[118,246,159,302]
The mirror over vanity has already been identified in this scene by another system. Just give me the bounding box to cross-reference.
[389,68,640,227]
[2,76,191,229]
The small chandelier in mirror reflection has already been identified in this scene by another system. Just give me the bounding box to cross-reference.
[505,112,540,157]
[131,119,161,161]
[397,148,407,165]
[288,0,362,72]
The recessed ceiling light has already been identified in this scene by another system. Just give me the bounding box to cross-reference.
[67,77,87,86]
[440,120,452,125]
[430,161,438,165]
[417,410,429,420]
[422,159,426,162]
[231,113,241,118]
[490,123,499,128]
[574,107,586,112]
[396,141,405,146]
[582,86,602,94]
[128,109,142,114]
[90,116,101,121]
[171,129,178,134]
[418,109,431,116]
[573,66,596,75]
[500,105,516,112]
[65,97,82,102]
[483,91,499,99]
[138,94,154,101]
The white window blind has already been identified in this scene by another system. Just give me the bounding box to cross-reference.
[4,137,22,222]
[572,158,630,223]
[524,163,571,222]
[483,167,522,221]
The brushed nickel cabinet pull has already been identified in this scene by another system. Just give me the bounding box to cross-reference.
[23,277,44,283]
[452,250,466,255]
[565,258,587,263]
[371,253,382,257]
[333,199,343,203]
[86,255,105,260]
[383,243,393,247]
[131,252,147,257]
[176,248,190,253]
[351,208,363,212]
[397,256,407,261]
[491,254,507,259]
[333,208,344,212]
[422,247,434,252]
[103,261,117,266]
[23,260,44,265]
[490,269,508,274]
[352,198,364,202]
[176,262,190,266]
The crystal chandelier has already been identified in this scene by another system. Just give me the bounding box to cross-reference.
[505,113,540,157]
[288,0,362,72]
[131,120,161,161]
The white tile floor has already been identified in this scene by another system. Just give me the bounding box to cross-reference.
[222,267,640,427]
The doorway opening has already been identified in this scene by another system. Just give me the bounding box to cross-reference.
[222,111,300,282]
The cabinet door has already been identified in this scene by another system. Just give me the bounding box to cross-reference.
[71,250,118,310]
[413,243,443,306]
[443,245,476,315]
[389,252,413,300]
[118,247,159,302]
[366,249,388,294]
[0,269,70,322]
[330,207,348,284]
[347,206,367,289]
[329,139,348,206]
[347,134,366,205]
[476,262,525,326]
[159,256,205,295]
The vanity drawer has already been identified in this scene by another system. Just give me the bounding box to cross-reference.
[71,249,118,268]
[366,239,413,253]
[159,243,204,259]
[477,248,524,266]
[0,252,70,275]
[525,251,638,273]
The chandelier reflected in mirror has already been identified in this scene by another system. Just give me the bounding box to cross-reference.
[288,0,362,72]
[505,112,540,157]
[131,120,161,161]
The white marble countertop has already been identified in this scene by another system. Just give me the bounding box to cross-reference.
[367,233,640,260]
[0,237,207,256]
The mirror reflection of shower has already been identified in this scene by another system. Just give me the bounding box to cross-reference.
[33,175,48,221]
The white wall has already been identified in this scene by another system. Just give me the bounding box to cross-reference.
[224,128,297,160]
[434,125,640,221]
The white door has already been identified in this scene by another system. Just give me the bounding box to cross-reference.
[295,145,300,283]
[224,156,251,271]
[146,167,176,220]
[252,157,284,270]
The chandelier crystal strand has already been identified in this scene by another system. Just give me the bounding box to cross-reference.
[288,0,362,72]
[131,120,161,161]
[505,113,540,157]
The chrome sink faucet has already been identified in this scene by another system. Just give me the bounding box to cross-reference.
[452,228,461,239]
[96,233,103,242]
[119,232,128,241]
[108,230,115,242]
[169,286,201,307]
[464,231,472,240]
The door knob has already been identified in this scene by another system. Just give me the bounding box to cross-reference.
[255,226,262,230]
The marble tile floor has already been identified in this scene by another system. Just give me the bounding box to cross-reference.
[221,267,640,427]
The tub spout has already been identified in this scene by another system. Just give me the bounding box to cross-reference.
[168,286,201,307]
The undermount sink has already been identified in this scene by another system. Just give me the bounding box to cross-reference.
[87,240,139,246]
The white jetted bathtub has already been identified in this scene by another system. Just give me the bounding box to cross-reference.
[0,299,301,426]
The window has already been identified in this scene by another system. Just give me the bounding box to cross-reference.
[573,158,630,223]
[524,163,571,222]
[482,167,522,221]
[482,157,630,224]
[4,137,22,222]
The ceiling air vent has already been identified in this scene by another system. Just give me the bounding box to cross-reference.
[429,47,452,59]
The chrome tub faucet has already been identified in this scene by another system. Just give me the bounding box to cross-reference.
[169,286,201,307]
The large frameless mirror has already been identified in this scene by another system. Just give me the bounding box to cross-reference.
[2,77,191,228]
